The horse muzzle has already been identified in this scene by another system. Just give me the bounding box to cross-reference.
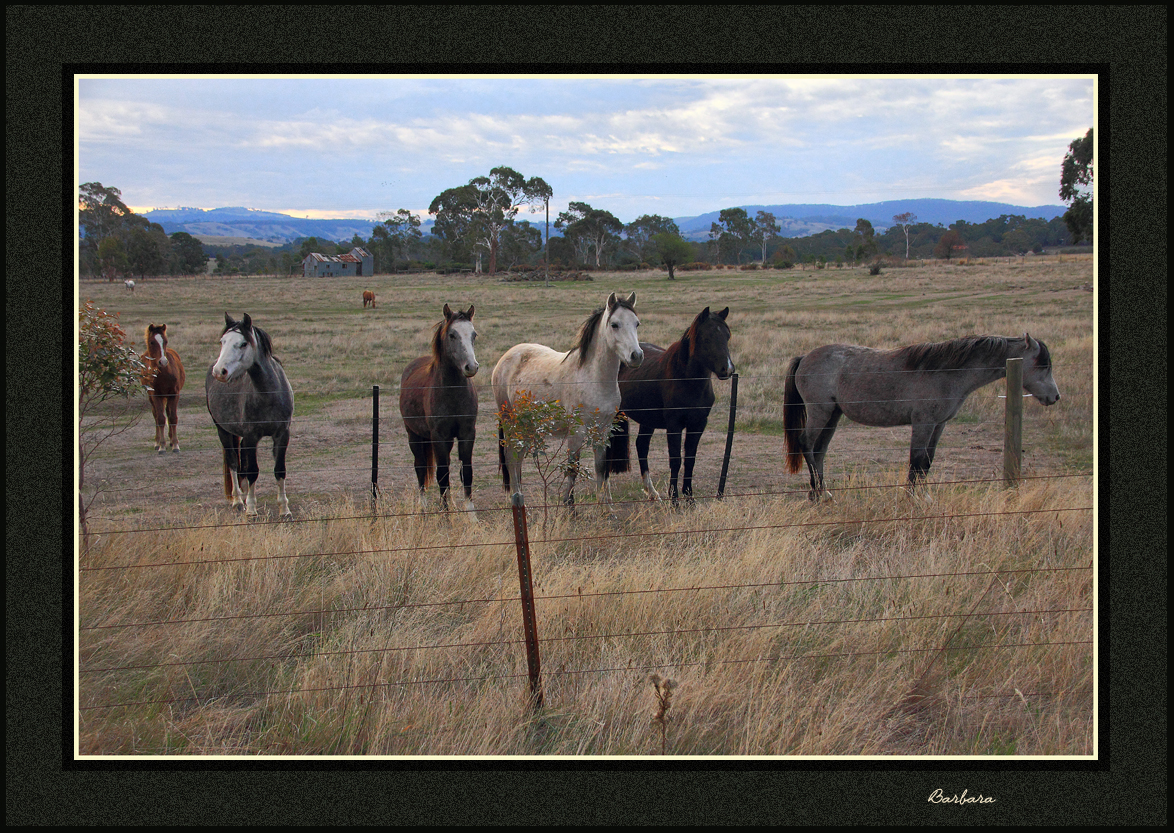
[625,349,644,369]
[716,358,735,380]
[464,363,480,378]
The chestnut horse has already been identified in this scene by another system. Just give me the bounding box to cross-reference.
[606,306,734,504]
[363,290,376,308]
[141,323,186,452]
[399,304,480,512]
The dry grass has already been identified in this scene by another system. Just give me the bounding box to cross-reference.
[75,256,1096,757]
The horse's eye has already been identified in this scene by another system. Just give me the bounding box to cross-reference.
[611,322,619,329]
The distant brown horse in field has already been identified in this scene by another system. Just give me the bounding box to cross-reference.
[142,323,186,452]
[363,290,376,308]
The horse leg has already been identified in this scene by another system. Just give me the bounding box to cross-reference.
[434,438,454,510]
[149,394,166,452]
[681,425,704,506]
[216,427,245,510]
[165,392,180,452]
[635,424,660,501]
[407,432,432,508]
[240,440,260,516]
[808,407,842,501]
[457,433,476,513]
[666,429,683,506]
[907,421,945,499]
[272,428,291,518]
[592,444,616,515]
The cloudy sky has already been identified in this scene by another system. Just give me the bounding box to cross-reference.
[76,74,1096,223]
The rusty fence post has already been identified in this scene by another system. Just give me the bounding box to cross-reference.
[1003,358,1023,488]
[510,492,544,708]
[717,372,739,499]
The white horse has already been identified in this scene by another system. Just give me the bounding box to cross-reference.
[492,292,643,507]
[124,279,135,293]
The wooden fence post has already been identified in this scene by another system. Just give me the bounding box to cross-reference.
[510,492,544,708]
[717,372,739,499]
[371,385,380,500]
[1003,358,1023,487]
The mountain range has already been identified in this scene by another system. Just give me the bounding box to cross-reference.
[143,199,1068,246]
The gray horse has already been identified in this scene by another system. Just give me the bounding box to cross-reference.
[205,313,295,517]
[783,333,1060,499]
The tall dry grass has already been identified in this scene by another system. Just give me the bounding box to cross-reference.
[76,257,1096,756]
[78,474,1092,756]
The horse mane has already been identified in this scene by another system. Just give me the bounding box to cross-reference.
[430,308,473,366]
[567,297,637,368]
[896,335,1014,372]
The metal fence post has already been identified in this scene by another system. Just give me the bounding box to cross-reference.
[371,385,380,500]
[717,372,739,499]
[1003,358,1023,487]
[510,492,544,708]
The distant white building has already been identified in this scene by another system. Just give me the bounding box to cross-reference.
[302,247,374,278]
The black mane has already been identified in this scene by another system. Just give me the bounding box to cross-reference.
[567,297,637,368]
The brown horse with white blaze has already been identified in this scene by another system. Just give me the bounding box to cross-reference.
[142,323,186,452]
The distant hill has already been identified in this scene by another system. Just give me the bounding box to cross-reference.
[142,206,382,245]
[144,199,1067,246]
[672,199,1068,241]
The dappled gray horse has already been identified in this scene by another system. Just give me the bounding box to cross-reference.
[205,313,295,517]
[783,333,1060,499]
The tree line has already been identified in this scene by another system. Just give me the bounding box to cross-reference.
[79,130,1093,279]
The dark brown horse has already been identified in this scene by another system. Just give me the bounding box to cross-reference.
[399,304,480,512]
[605,306,734,504]
[363,290,376,308]
[141,323,186,453]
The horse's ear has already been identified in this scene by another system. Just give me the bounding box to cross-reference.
[466,304,474,320]
[717,307,729,320]
[626,292,636,306]
[443,303,453,319]
[1023,332,1035,349]
[224,312,235,328]
[606,292,618,309]
[699,306,711,322]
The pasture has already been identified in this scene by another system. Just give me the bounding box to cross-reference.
[76,257,1096,756]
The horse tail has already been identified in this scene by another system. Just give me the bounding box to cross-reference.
[606,413,631,475]
[782,355,807,474]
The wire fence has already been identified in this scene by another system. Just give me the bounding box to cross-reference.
[77,363,1093,721]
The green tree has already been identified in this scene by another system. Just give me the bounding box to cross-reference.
[370,209,423,272]
[652,233,695,280]
[933,228,966,260]
[751,211,781,264]
[170,231,206,274]
[1060,128,1094,244]
[853,218,877,262]
[892,212,918,259]
[555,202,624,269]
[709,207,752,264]
[429,166,548,276]
[624,214,680,264]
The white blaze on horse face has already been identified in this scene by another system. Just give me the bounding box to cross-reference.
[606,304,643,368]
[449,319,479,378]
[153,333,169,368]
[212,329,255,382]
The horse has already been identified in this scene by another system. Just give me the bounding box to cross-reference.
[205,313,295,517]
[399,304,479,512]
[125,279,135,293]
[492,292,643,507]
[363,290,376,308]
[605,306,734,504]
[782,333,1061,500]
[141,323,187,453]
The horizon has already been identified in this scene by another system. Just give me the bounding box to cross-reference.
[81,75,1095,224]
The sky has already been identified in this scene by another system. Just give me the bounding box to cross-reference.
[76,74,1096,224]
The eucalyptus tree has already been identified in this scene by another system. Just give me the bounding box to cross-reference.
[1060,128,1094,244]
[892,212,918,259]
[751,210,781,264]
[555,202,624,269]
[429,166,550,276]
[709,207,752,264]
[624,214,680,264]
[370,208,423,272]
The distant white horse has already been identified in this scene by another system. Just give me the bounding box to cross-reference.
[125,279,135,293]
[492,292,643,507]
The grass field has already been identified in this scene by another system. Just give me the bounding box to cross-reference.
[75,256,1096,757]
